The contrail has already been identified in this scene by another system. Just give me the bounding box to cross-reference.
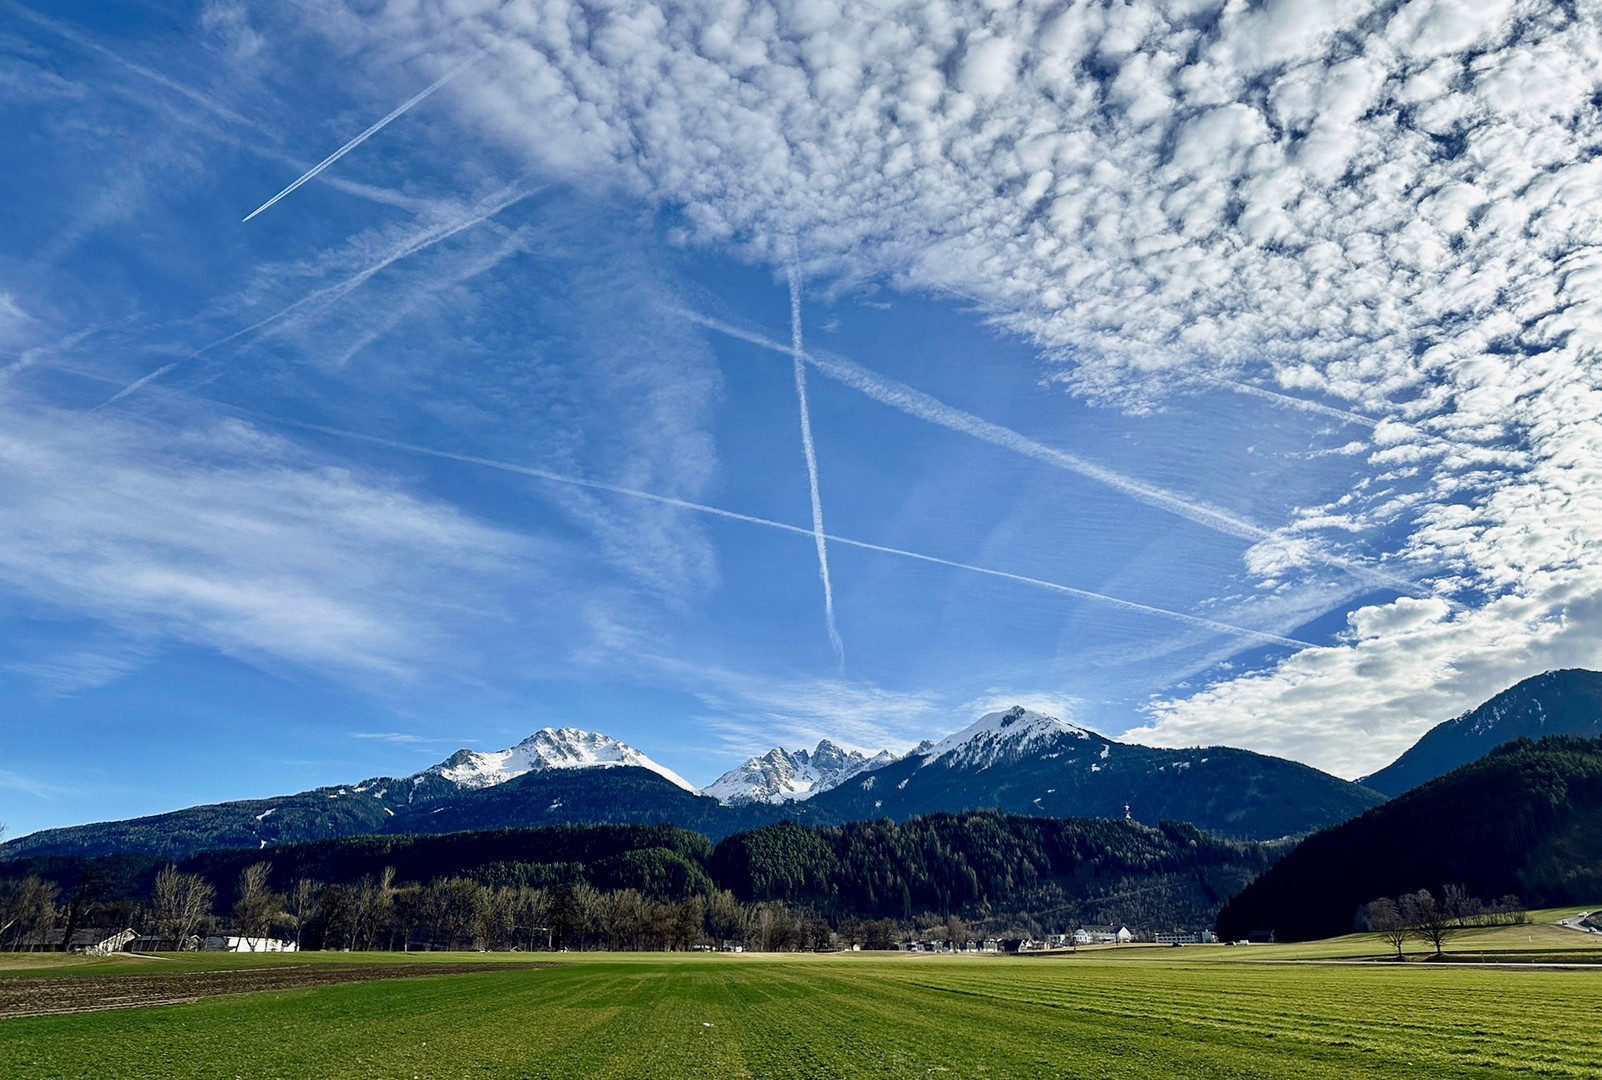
[788,259,844,666]
[1226,381,1379,427]
[242,50,488,222]
[96,185,530,409]
[0,326,98,383]
[332,222,533,367]
[10,3,440,216]
[251,414,1318,651]
[8,1,259,131]
[680,308,1430,595]
[677,309,1268,542]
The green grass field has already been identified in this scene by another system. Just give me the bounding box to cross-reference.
[4,929,1601,1080]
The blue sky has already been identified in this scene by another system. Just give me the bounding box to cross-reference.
[5,0,1601,837]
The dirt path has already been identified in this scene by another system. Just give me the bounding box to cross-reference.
[0,961,556,1019]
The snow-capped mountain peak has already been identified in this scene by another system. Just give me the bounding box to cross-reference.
[419,728,695,793]
[919,707,1097,771]
[704,739,895,805]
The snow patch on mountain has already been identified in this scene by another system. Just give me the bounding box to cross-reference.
[920,707,1098,771]
[419,728,695,793]
[705,740,895,805]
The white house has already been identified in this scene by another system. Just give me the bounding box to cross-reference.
[1079,925,1132,945]
[204,935,298,953]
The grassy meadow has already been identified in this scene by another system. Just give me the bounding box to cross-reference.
[5,923,1602,1080]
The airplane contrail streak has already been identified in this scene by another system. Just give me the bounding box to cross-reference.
[9,1,260,131]
[256,415,1318,651]
[10,3,445,216]
[677,309,1268,542]
[242,50,487,222]
[789,260,844,666]
[96,186,530,409]
[679,308,1431,596]
[1226,381,1379,427]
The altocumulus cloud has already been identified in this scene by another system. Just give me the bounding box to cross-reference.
[302,0,1602,774]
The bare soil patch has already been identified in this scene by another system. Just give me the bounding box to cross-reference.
[0,961,555,1019]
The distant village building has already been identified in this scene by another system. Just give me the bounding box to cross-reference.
[14,927,137,954]
[1077,925,1133,945]
[203,935,298,953]
[131,934,203,953]
[1154,931,1202,945]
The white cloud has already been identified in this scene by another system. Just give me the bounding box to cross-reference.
[272,1,1602,769]
[665,660,946,762]
[0,292,31,345]
[0,388,533,682]
[1125,572,1602,778]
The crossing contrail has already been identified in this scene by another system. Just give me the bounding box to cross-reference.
[679,307,1430,596]
[96,186,530,409]
[242,49,487,222]
[676,309,1268,542]
[253,414,1318,651]
[789,260,844,666]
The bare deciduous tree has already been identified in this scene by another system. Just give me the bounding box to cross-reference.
[352,867,396,951]
[152,867,214,950]
[425,878,487,950]
[234,862,282,948]
[1401,889,1457,956]
[669,896,705,952]
[1,875,57,951]
[945,915,970,950]
[286,879,324,950]
[1360,897,1408,960]
[57,866,100,952]
[513,886,550,950]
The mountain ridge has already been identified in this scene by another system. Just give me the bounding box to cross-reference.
[702,740,896,805]
[1360,669,1602,797]
[802,707,1383,842]
[5,707,1384,859]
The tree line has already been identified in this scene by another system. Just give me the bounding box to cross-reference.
[1,860,935,953]
[1,811,1271,951]
[1355,887,1527,958]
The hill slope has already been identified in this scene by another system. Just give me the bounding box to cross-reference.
[1217,735,1602,941]
[709,813,1273,929]
[1360,669,1602,797]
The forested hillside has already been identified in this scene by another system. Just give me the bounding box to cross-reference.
[3,812,1273,944]
[1218,735,1602,941]
[179,824,717,906]
[710,813,1274,929]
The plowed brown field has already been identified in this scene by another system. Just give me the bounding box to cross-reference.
[0,961,553,1018]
